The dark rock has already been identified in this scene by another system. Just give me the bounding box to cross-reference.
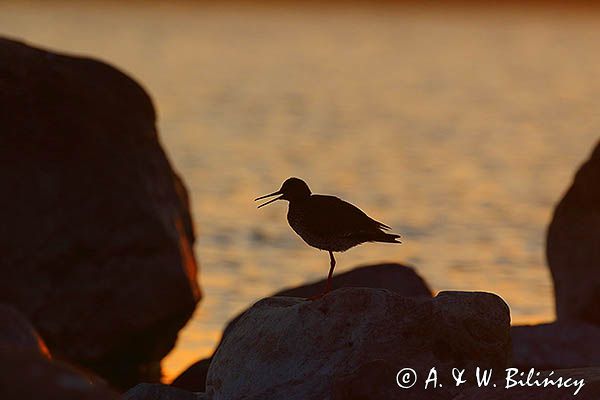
[547,140,600,324]
[172,263,431,392]
[512,322,600,370]
[124,383,206,400]
[222,263,432,346]
[206,288,511,400]
[332,359,402,400]
[0,350,119,400]
[452,368,598,400]
[170,358,211,392]
[0,304,49,356]
[0,38,200,388]
[275,262,433,298]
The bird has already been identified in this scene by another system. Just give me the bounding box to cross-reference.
[255,177,401,299]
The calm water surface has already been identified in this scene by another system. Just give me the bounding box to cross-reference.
[2,1,599,381]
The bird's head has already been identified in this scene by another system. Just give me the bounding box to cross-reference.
[255,177,312,208]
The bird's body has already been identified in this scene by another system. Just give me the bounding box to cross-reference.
[287,194,400,252]
[255,177,401,298]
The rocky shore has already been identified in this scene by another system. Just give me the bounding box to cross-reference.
[0,37,200,390]
[1,37,599,399]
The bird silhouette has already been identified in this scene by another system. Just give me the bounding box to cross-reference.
[255,177,401,299]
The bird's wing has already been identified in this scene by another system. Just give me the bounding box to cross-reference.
[306,195,391,236]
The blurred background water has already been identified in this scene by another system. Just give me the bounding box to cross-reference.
[1,1,599,382]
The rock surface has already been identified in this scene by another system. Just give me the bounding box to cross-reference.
[0,304,49,356]
[206,288,511,400]
[172,263,431,392]
[275,263,433,299]
[170,358,211,392]
[221,263,432,351]
[124,383,206,400]
[512,322,600,370]
[0,38,200,388]
[331,359,403,400]
[452,368,599,400]
[0,350,119,400]
[547,140,600,324]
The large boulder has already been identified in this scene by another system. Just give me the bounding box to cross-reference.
[511,322,600,370]
[0,38,200,388]
[274,263,433,299]
[124,383,206,400]
[547,140,600,324]
[170,358,212,392]
[0,304,49,356]
[171,263,432,392]
[0,350,119,400]
[206,288,511,400]
[331,359,405,400]
[221,263,432,349]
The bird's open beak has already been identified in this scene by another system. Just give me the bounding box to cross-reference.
[255,190,283,208]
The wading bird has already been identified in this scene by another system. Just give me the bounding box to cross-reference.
[255,177,401,299]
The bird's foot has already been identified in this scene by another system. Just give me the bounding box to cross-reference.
[306,292,325,301]
[306,277,333,301]
[306,288,331,301]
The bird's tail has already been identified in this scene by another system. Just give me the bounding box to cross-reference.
[373,232,402,244]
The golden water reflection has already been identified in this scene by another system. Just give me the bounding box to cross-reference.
[1,1,599,382]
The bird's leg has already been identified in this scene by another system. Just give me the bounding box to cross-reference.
[325,251,336,293]
[307,251,337,301]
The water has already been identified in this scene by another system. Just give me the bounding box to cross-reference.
[2,1,599,382]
